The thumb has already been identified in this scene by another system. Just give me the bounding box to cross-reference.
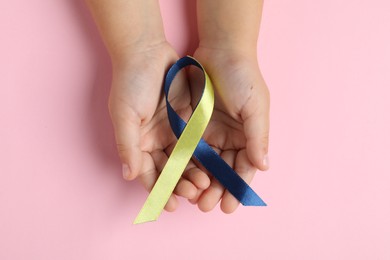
[243,90,270,171]
[109,106,143,181]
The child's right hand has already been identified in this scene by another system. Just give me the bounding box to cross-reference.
[108,42,210,211]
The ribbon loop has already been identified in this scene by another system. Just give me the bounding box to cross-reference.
[134,56,265,224]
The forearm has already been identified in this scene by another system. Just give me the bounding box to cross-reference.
[85,0,166,62]
[197,0,263,52]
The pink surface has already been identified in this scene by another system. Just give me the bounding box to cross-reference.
[1,0,389,259]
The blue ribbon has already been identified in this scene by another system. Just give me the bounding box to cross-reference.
[164,56,266,206]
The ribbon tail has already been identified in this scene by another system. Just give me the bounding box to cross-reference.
[133,211,158,225]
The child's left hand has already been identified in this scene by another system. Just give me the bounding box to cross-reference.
[189,46,270,213]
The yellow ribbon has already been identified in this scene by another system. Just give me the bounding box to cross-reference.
[134,57,214,224]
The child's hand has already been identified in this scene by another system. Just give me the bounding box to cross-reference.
[191,47,270,213]
[109,43,210,211]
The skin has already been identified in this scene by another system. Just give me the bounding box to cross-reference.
[85,0,269,213]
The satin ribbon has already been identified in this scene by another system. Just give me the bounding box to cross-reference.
[134,56,265,224]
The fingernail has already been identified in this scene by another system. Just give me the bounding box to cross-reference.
[262,154,269,168]
[122,164,131,179]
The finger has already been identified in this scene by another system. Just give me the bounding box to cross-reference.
[174,179,198,200]
[109,105,142,181]
[182,161,211,190]
[151,150,197,201]
[183,159,211,204]
[242,86,270,171]
[138,151,178,212]
[197,149,236,212]
[162,144,202,199]
[182,162,211,204]
[220,149,257,214]
[192,146,221,206]
[188,189,203,205]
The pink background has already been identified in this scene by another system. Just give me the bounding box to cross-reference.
[1,0,389,259]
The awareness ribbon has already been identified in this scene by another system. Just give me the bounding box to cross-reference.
[134,56,266,224]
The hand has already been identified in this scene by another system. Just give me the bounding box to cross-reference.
[190,47,270,213]
[108,42,210,211]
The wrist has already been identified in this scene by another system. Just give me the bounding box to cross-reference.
[111,38,169,68]
[196,44,258,63]
[110,33,167,61]
[199,26,257,53]
[198,34,258,55]
[111,41,177,73]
